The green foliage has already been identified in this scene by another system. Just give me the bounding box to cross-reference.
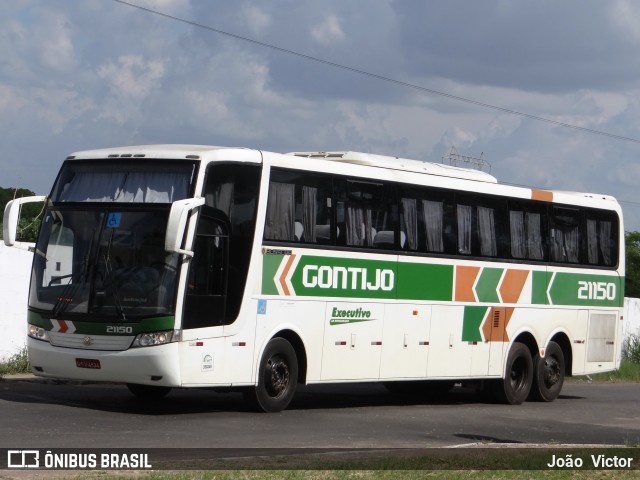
[625,231,640,298]
[579,359,640,382]
[623,333,640,364]
[0,186,42,242]
[0,186,38,213]
[0,346,30,376]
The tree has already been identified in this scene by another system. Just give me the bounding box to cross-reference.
[625,231,640,299]
[0,186,42,243]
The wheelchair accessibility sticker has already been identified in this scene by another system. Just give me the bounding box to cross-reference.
[106,213,121,228]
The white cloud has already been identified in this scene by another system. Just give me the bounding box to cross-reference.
[241,6,271,35]
[97,55,165,101]
[38,11,75,71]
[609,0,640,42]
[311,15,345,45]
[2,1,640,230]
[135,0,191,14]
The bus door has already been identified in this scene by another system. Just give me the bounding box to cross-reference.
[180,207,230,384]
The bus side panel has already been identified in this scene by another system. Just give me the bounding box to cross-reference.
[179,327,227,386]
[321,302,384,381]
[582,309,621,375]
[379,304,431,380]
[427,306,477,378]
[253,299,326,383]
[571,309,589,375]
[505,307,586,376]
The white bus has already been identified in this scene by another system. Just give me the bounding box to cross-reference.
[4,145,624,412]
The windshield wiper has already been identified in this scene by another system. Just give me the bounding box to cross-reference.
[102,229,127,321]
[51,278,77,318]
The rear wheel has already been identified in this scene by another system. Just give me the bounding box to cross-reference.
[492,342,533,405]
[530,341,565,402]
[126,383,172,400]
[245,338,298,412]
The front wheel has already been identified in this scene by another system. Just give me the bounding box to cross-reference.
[530,341,565,402]
[245,338,298,412]
[492,342,533,405]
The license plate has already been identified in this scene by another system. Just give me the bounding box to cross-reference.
[76,358,101,369]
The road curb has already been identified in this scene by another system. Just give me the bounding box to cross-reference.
[0,373,94,385]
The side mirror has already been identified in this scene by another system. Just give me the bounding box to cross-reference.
[165,198,205,257]
[3,195,47,248]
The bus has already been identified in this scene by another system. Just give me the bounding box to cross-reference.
[3,145,624,412]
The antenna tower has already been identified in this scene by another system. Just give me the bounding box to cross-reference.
[443,146,491,172]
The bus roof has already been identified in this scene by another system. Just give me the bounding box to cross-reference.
[66,144,263,163]
[288,151,498,184]
[62,144,619,209]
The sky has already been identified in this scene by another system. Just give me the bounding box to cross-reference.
[3,0,640,229]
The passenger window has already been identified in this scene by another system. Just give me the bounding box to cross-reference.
[549,208,580,263]
[264,170,333,244]
[456,196,505,258]
[509,203,546,261]
[400,188,454,254]
[335,179,395,249]
[586,212,617,267]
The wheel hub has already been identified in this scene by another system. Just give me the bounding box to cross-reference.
[266,356,290,398]
[543,357,561,387]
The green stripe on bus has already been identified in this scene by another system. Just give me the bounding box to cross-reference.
[396,262,453,301]
[260,253,622,307]
[475,268,502,303]
[27,310,176,334]
[462,306,488,342]
[548,272,623,307]
[261,253,282,296]
[532,271,552,305]
[290,256,397,299]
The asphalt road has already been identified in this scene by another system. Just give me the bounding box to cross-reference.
[0,376,638,451]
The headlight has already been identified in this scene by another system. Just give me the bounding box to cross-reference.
[28,324,50,342]
[131,330,180,348]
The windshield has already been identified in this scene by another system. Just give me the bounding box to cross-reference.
[51,160,196,203]
[29,206,180,320]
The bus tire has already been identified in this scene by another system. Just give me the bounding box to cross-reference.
[126,383,172,400]
[492,342,533,405]
[530,341,565,402]
[246,337,298,412]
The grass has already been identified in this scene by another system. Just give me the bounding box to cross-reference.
[14,463,640,480]
[0,345,30,376]
[569,359,640,383]
[48,472,636,480]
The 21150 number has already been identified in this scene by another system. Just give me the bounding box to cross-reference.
[577,281,616,301]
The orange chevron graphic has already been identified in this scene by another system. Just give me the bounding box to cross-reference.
[455,266,480,302]
[278,254,297,296]
[482,307,515,342]
[500,269,529,304]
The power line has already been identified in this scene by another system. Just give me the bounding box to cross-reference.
[112,0,640,146]
[110,0,640,213]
